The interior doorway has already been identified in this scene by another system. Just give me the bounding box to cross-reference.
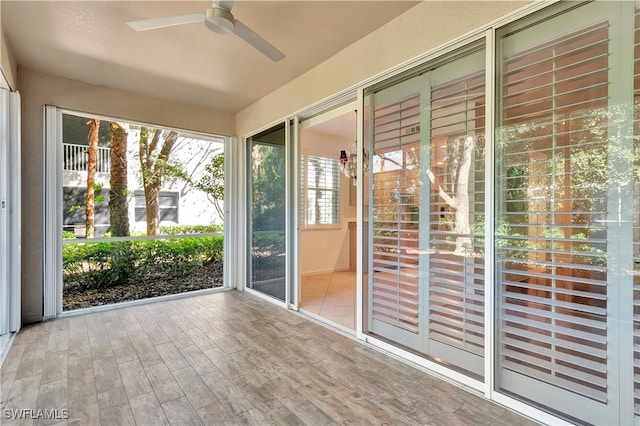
[298,107,357,330]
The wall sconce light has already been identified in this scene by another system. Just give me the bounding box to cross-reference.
[338,112,368,184]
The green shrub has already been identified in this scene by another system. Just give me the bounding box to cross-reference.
[63,236,224,291]
[252,232,285,254]
[160,224,223,235]
[63,241,136,290]
[62,230,76,240]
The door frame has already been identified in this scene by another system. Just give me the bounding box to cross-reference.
[244,120,291,308]
[43,107,234,317]
[0,82,22,363]
[296,100,359,330]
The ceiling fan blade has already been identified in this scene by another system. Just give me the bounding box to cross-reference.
[233,20,285,62]
[127,13,203,31]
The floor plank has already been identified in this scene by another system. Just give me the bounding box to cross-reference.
[0,290,537,426]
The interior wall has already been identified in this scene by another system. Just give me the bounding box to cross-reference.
[300,128,355,274]
[235,1,528,137]
[19,67,235,323]
[0,10,18,89]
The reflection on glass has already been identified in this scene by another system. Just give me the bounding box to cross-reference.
[368,46,486,379]
[495,5,637,422]
[248,125,287,301]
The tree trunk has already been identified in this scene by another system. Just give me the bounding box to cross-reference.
[452,136,473,256]
[139,128,179,235]
[109,122,129,237]
[85,119,100,238]
[427,135,475,257]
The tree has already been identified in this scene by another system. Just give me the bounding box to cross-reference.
[85,119,100,238]
[188,153,225,220]
[109,122,129,237]
[427,135,475,257]
[138,128,179,235]
[251,143,286,231]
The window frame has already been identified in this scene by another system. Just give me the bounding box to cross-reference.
[300,153,342,229]
[134,189,179,224]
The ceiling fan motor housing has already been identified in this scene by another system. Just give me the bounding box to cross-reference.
[205,7,235,33]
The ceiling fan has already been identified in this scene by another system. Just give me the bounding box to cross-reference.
[127,0,285,62]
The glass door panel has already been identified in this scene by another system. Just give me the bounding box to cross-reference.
[298,109,356,329]
[495,2,634,423]
[366,45,486,378]
[248,124,287,301]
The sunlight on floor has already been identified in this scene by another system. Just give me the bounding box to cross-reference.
[300,271,355,330]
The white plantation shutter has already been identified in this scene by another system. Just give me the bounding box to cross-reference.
[300,155,340,226]
[371,93,421,334]
[428,70,485,370]
[496,15,613,410]
[368,46,486,376]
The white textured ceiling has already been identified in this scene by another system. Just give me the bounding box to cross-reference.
[2,1,419,113]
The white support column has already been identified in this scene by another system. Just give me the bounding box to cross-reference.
[483,26,496,400]
[356,88,365,339]
[223,135,235,290]
[290,116,300,311]
[8,91,21,332]
[43,106,62,319]
[0,89,9,337]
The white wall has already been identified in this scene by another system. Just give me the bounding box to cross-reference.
[236,1,527,137]
[300,128,355,274]
[0,4,18,90]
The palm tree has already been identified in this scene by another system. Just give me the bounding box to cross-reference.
[84,119,100,238]
[109,122,130,236]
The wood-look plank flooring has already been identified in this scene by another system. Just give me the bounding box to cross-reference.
[0,290,537,425]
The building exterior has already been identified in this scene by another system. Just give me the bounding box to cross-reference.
[61,119,224,237]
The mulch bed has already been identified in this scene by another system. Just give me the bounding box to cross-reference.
[63,260,224,311]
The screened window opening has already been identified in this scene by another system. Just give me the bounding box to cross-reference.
[301,155,340,225]
[59,111,226,311]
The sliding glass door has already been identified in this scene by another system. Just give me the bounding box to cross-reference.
[366,44,486,379]
[495,2,635,423]
[247,123,287,302]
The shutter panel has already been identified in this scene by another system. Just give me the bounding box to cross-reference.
[371,93,421,333]
[306,156,340,225]
[428,71,485,360]
[497,21,610,403]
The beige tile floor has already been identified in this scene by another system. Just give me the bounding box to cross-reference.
[0,290,537,426]
[300,271,356,330]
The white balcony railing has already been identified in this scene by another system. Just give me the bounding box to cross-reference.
[63,143,111,173]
